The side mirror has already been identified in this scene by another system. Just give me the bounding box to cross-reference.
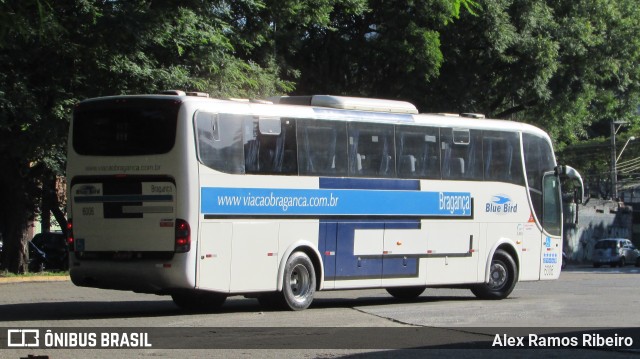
[557,165,584,204]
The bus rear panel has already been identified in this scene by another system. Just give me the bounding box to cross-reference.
[68,96,197,293]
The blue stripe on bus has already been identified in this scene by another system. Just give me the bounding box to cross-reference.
[200,186,472,217]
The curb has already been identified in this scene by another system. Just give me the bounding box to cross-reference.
[0,275,70,284]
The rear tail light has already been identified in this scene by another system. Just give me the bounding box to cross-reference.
[66,220,74,250]
[175,219,191,253]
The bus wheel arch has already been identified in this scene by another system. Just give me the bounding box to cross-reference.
[472,244,519,300]
[277,241,323,292]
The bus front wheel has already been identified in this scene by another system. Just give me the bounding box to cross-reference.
[280,251,316,311]
[471,249,518,300]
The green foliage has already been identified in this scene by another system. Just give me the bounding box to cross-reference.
[424,0,640,150]
[284,0,477,98]
[0,0,340,272]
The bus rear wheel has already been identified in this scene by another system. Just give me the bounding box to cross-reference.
[171,290,226,312]
[280,251,316,311]
[386,286,426,300]
[471,249,518,300]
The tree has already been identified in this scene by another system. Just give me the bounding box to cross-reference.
[280,0,479,99]
[419,0,640,198]
[424,0,640,148]
[0,0,317,273]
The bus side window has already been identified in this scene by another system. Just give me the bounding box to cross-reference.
[348,123,395,178]
[441,128,482,180]
[244,117,298,175]
[483,131,524,185]
[396,126,440,179]
[194,112,245,174]
[523,133,556,224]
[297,119,347,176]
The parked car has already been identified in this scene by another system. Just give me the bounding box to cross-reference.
[592,238,640,268]
[28,231,69,272]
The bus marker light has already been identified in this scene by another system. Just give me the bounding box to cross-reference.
[66,220,74,248]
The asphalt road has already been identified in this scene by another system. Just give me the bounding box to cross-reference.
[0,266,639,358]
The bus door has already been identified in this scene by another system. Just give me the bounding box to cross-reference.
[520,173,563,280]
[539,173,563,280]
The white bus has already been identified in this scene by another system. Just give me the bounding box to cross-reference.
[66,92,583,311]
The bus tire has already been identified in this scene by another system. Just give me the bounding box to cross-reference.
[386,286,426,300]
[471,249,518,300]
[280,251,316,311]
[171,290,226,312]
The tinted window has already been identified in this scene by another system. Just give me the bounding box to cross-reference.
[523,133,555,191]
[483,131,524,185]
[441,128,483,180]
[396,126,440,179]
[348,123,395,177]
[243,117,298,175]
[195,112,245,174]
[297,119,347,176]
[542,173,562,236]
[523,133,556,223]
[595,240,617,249]
[73,99,179,156]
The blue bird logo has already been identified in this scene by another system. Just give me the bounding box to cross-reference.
[492,195,511,205]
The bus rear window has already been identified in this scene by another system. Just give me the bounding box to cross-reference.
[73,99,180,156]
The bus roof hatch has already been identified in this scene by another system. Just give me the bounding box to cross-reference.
[271,95,418,114]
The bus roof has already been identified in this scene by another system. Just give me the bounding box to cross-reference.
[78,93,551,140]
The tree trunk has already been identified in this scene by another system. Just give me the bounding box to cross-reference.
[0,196,31,273]
[2,220,30,274]
[0,159,35,273]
